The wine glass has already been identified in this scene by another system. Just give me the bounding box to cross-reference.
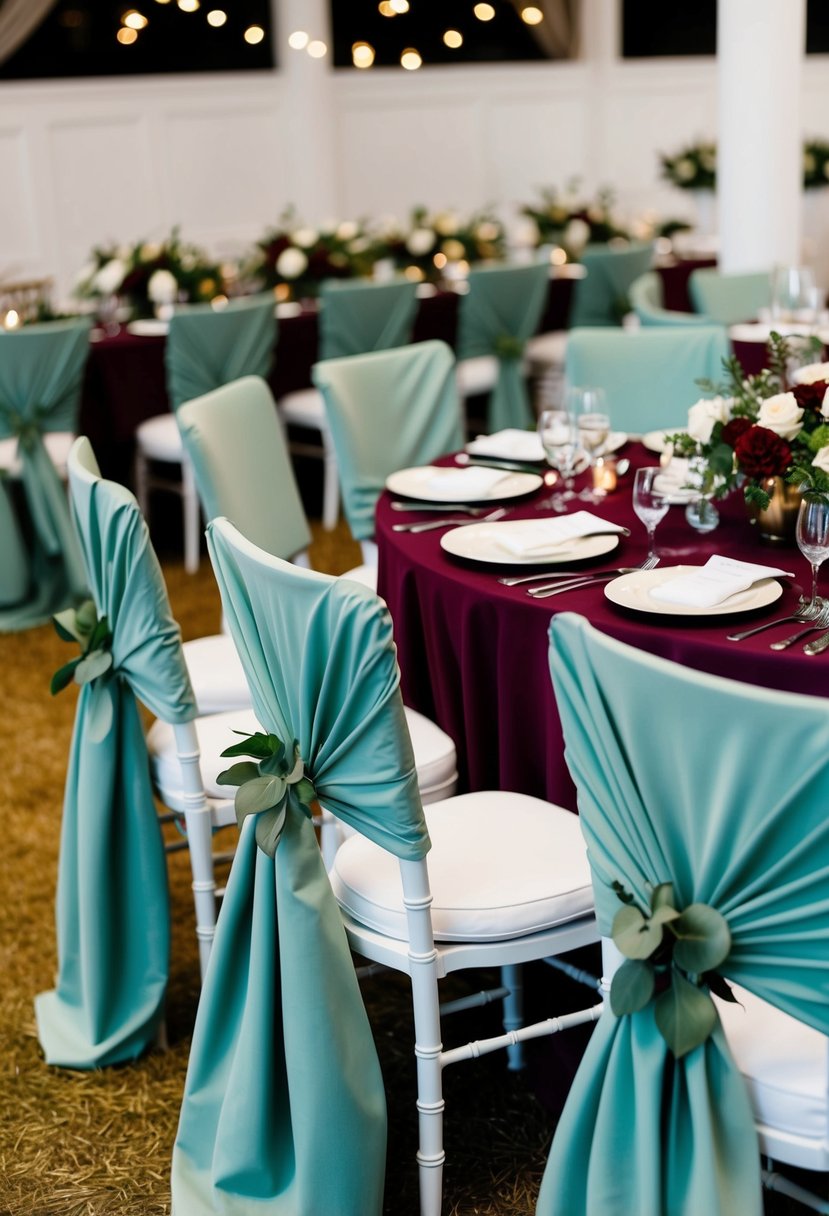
[796,497,829,610]
[569,386,610,502]
[769,265,819,327]
[537,407,579,512]
[633,467,669,560]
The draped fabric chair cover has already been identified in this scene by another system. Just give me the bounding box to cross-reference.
[35,437,198,1068]
[313,340,464,542]
[539,613,829,1216]
[172,519,430,1215]
[456,261,550,430]
[165,294,276,410]
[564,325,730,434]
[688,269,772,326]
[0,318,89,629]
[177,376,311,560]
[318,277,420,359]
[628,271,709,328]
[569,242,656,328]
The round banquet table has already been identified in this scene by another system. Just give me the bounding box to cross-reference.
[376,444,827,812]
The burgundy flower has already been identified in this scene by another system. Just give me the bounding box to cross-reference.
[791,381,829,413]
[720,416,754,447]
[734,425,792,479]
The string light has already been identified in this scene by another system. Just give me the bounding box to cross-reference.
[177,0,199,11]
[244,24,265,44]
[443,29,463,48]
[307,39,327,57]
[473,3,495,19]
[520,5,543,23]
[400,46,422,69]
[378,2,396,16]
[389,0,409,10]
[122,10,148,29]
[206,10,227,27]
[117,26,138,43]
[288,30,309,49]
[352,41,375,68]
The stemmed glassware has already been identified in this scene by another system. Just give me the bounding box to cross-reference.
[795,496,829,610]
[632,466,669,560]
[769,265,819,328]
[537,407,580,512]
[569,386,610,503]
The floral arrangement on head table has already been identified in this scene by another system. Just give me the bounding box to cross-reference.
[667,332,829,509]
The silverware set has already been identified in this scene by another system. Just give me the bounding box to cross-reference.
[497,554,659,598]
[727,597,829,652]
[391,506,507,533]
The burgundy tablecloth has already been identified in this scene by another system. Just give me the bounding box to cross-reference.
[376,445,825,812]
[655,258,717,313]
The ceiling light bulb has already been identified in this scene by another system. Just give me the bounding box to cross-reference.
[400,46,422,69]
[378,1,396,16]
[307,39,327,57]
[117,26,138,42]
[390,0,409,11]
[443,29,463,48]
[244,24,265,44]
[521,5,543,23]
[352,41,375,68]
[123,10,148,29]
[288,29,309,49]
[177,0,199,11]
[206,9,226,26]
[473,3,495,20]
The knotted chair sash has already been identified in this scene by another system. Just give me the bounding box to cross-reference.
[538,613,829,1216]
[456,261,549,430]
[35,438,197,1068]
[172,518,429,1216]
[165,295,276,410]
[319,277,419,359]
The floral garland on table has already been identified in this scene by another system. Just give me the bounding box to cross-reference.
[668,333,829,510]
[519,181,631,258]
[375,205,506,283]
[803,139,829,190]
[246,212,376,300]
[662,138,829,192]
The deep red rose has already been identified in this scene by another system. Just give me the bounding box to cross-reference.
[734,425,792,479]
[263,235,291,264]
[720,416,754,447]
[791,381,829,413]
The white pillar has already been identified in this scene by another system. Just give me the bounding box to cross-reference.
[273,0,339,222]
[717,0,806,273]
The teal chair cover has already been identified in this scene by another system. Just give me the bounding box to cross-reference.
[172,518,430,1215]
[456,261,550,430]
[628,271,709,328]
[540,614,829,1216]
[319,277,419,359]
[35,437,197,1068]
[569,242,656,328]
[177,376,311,559]
[0,318,90,629]
[313,340,464,542]
[688,269,772,326]
[166,294,276,410]
[564,325,730,433]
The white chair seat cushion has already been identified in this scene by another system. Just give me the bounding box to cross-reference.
[330,791,593,942]
[136,412,182,461]
[342,564,377,592]
[456,355,499,397]
[525,330,568,368]
[0,431,74,477]
[182,633,252,715]
[402,707,457,800]
[716,986,828,1145]
[279,387,326,428]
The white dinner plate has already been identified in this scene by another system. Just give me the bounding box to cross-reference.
[642,428,689,454]
[604,565,783,617]
[462,430,628,464]
[126,318,169,337]
[730,321,829,345]
[385,465,543,503]
[440,523,619,566]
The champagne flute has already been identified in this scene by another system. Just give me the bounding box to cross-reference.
[633,466,669,560]
[796,496,829,609]
[537,407,579,512]
[569,386,610,503]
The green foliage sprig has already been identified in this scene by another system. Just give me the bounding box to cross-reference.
[610,881,736,1058]
[50,599,114,695]
[217,730,316,857]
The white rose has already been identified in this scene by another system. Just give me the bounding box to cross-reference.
[93,258,126,296]
[291,227,318,249]
[474,220,500,242]
[686,395,731,444]
[757,391,804,441]
[792,361,829,385]
[822,387,829,419]
[147,268,178,305]
[276,247,309,279]
[563,218,590,250]
[405,227,436,256]
[812,445,829,475]
[336,220,359,241]
[434,211,459,236]
[140,242,162,261]
[675,157,696,181]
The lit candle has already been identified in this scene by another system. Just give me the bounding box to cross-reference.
[593,456,617,493]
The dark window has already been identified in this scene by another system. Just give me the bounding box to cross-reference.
[622,2,717,58]
[807,0,829,53]
[0,0,274,80]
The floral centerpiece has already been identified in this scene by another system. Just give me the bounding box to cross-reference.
[519,181,629,257]
[668,333,829,515]
[74,228,227,320]
[246,211,376,300]
[659,141,717,191]
[375,206,506,283]
[803,139,829,189]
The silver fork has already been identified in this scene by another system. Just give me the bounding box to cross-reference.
[392,506,508,534]
[769,601,829,650]
[527,554,660,599]
[390,501,490,515]
[726,598,825,642]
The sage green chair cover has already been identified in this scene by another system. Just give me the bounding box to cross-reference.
[172,518,430,1215]
[177,376,311,559]
[689,269,772,326]
[539,613,829,1216]
[569,242,655,328]
[629,271,709,328]
[564,325,730,434]
[166,294,276,410]
[318,277,419,359]
[456,261,550,430]
[313,340,464,542]
[0,318,90,629]
[35,437,197,1068]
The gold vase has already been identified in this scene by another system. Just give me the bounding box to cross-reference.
[747,477,801,544]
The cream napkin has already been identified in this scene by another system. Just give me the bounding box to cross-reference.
[649,556,788,608]
[494,511,626,557]
[424,466,511,499]
[466,429,545,462]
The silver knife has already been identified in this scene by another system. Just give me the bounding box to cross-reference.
[803,629,829,655]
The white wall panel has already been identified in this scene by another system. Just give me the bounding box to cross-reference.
[0,127,39,273]
[487,94,589,207]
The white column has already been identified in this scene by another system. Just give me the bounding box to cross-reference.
[273,0,339,222]
[717,0,806,272]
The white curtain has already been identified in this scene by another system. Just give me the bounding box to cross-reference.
[511,0,580,60]
[0,0,57,66]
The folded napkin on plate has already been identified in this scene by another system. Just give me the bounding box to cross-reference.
[649,556,788,608]
[466,429,544,462]
[494,511,625,557]
[425,466,511,498]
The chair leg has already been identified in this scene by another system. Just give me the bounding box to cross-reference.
[182,458,201,574]
[321,427,340,531]
[501,962,525,1071]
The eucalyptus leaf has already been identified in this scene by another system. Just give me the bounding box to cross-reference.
[50,656,81,696]
[254,803,288,857]
[75,599,98,635]
[649,905,681,929]
[235,773,287,818]
[649,883,675,912]
[612,904,663,960]
[53,608,83,645]
[294,776,316,807]
[216,760,260,788]
[611,880,635,905]
[74,649,113,685]
[221,731,284,761]
[259,743,291,776]
[654,969,717,1058]
[87,615,111,653]
[705,971,739,1005]
[672,903,731,973]
[610,959,655,1016]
